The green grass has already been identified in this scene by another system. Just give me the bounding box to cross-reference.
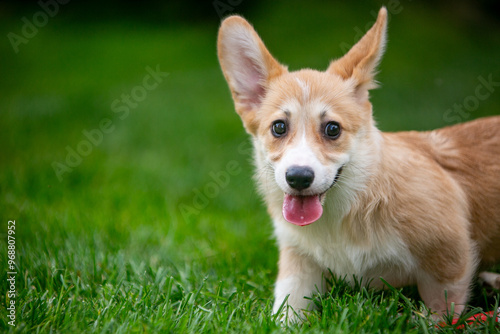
[1,1,500,332]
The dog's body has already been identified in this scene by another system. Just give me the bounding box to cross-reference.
[217,7,500,320]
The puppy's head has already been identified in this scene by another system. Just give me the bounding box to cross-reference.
[217,8,387,226]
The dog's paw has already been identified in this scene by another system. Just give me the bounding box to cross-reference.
[273,308,303,325]
[272,298,305,325]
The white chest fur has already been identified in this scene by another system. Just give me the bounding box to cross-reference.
[274,216,417,288]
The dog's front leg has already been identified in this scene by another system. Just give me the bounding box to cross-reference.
[273,246,325,322]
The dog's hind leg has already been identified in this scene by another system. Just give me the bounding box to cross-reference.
[479,271,500,289]
[417,268,473,319]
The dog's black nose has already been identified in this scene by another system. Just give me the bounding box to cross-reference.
[286,166,315,190]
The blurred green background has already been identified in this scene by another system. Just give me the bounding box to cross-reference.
[1,0,500,331]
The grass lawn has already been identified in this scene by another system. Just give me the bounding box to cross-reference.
[1,1,500,332]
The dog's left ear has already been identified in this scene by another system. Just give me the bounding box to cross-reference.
[327,7,387,101]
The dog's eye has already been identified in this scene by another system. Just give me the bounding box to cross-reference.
[272,121,287,137]
[324,121,341,139]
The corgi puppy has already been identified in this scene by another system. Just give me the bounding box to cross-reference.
[217,7,500,321]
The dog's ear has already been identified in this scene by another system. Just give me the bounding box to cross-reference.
[217,16,286,134]
[327,7,387,102]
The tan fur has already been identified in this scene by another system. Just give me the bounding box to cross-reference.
[217,7,500,321]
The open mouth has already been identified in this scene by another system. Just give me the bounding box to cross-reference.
[282,166,343,226]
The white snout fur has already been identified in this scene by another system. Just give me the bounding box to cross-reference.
[274,131,344,196]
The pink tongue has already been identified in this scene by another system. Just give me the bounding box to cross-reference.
[282,194,323,226]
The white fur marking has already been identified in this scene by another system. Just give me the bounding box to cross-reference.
[295,78,310,102]
[274,130,340,196]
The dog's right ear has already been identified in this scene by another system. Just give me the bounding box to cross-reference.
[217,16,286,134]
[327,7,387,103]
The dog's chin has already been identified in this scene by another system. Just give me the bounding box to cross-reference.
[281,167,343,226]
